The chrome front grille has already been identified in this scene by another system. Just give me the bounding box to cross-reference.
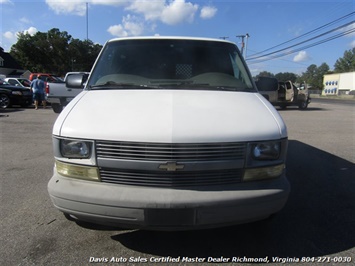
[96,140,246,188]
[96,141,246,161]
[99,168,243,188]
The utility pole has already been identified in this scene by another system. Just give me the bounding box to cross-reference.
[236,33,250,58]
[86,2,89,40]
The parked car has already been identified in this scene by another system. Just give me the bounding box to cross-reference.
[4,77,31,89]
[48,37,290,231]
[29,73,63,83]
[0,78,32,108]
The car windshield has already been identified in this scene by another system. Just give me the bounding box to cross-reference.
[87,39,256,92]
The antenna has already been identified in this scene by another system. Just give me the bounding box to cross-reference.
[86,2,89,40]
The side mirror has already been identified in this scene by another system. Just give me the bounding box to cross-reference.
[66,74,89,88]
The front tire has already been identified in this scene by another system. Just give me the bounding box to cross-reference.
[298,101,308,110]
[0,94,10,109]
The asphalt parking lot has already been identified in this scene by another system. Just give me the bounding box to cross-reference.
[0,98,354,265]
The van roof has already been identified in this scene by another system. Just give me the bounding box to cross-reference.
[108,36,234,45]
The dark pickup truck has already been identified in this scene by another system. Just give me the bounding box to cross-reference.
[255,77,311,109]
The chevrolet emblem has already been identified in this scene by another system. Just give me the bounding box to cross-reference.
[159,162,185,171]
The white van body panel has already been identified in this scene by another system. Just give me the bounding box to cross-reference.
[48,37,290,230]
[53,90,286,142]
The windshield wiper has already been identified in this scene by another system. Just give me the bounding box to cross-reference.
[89,81,136,89]
[89,81,157,90]
[155,83,251,92]
[215,86,252,91]
[89,81,254,92]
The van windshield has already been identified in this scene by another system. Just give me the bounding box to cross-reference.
[88,39,256,92]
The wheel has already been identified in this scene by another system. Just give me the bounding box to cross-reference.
[0,94,10,109]
[52,103,63,113]
[298,101,308,110]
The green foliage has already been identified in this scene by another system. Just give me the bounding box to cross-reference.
[254,71,275,79]
[68,39,102,72]
[254,71,298,82]
[298,63,330,89]
[9,28,102,76]
[334,48,355,73]
[274,72,297,82]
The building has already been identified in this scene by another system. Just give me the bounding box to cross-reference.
[323,72,355,95]
[0,47,25,77]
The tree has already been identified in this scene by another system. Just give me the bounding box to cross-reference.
[10,28,102,76]
[334,48,355,73]
[254,71,275,79]
[298,63,330,90]
[274,72,298,82]
[315,63,330,89]
[68,39,102,72]
[10,28,72,74]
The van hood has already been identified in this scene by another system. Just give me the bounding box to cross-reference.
[53,90,287,143]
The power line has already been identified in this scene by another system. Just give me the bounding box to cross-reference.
[247,20,354,61]
[248,28,355,64]
[248,48,310,66]
[248,29,354,64]
[248,11,355,58]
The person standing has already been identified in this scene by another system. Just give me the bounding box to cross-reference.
[30,75,46,110]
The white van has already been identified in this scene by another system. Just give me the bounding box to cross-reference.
[48,37,290,230]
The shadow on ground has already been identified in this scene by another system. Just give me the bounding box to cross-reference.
[276,106,326,112]
[0,107,26,116]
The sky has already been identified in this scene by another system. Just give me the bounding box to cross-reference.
[1,0,354,76]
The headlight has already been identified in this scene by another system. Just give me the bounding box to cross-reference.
[60,139,92,158]
[252,141,280,160]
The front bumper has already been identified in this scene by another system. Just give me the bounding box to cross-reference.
[48,172,290,230]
